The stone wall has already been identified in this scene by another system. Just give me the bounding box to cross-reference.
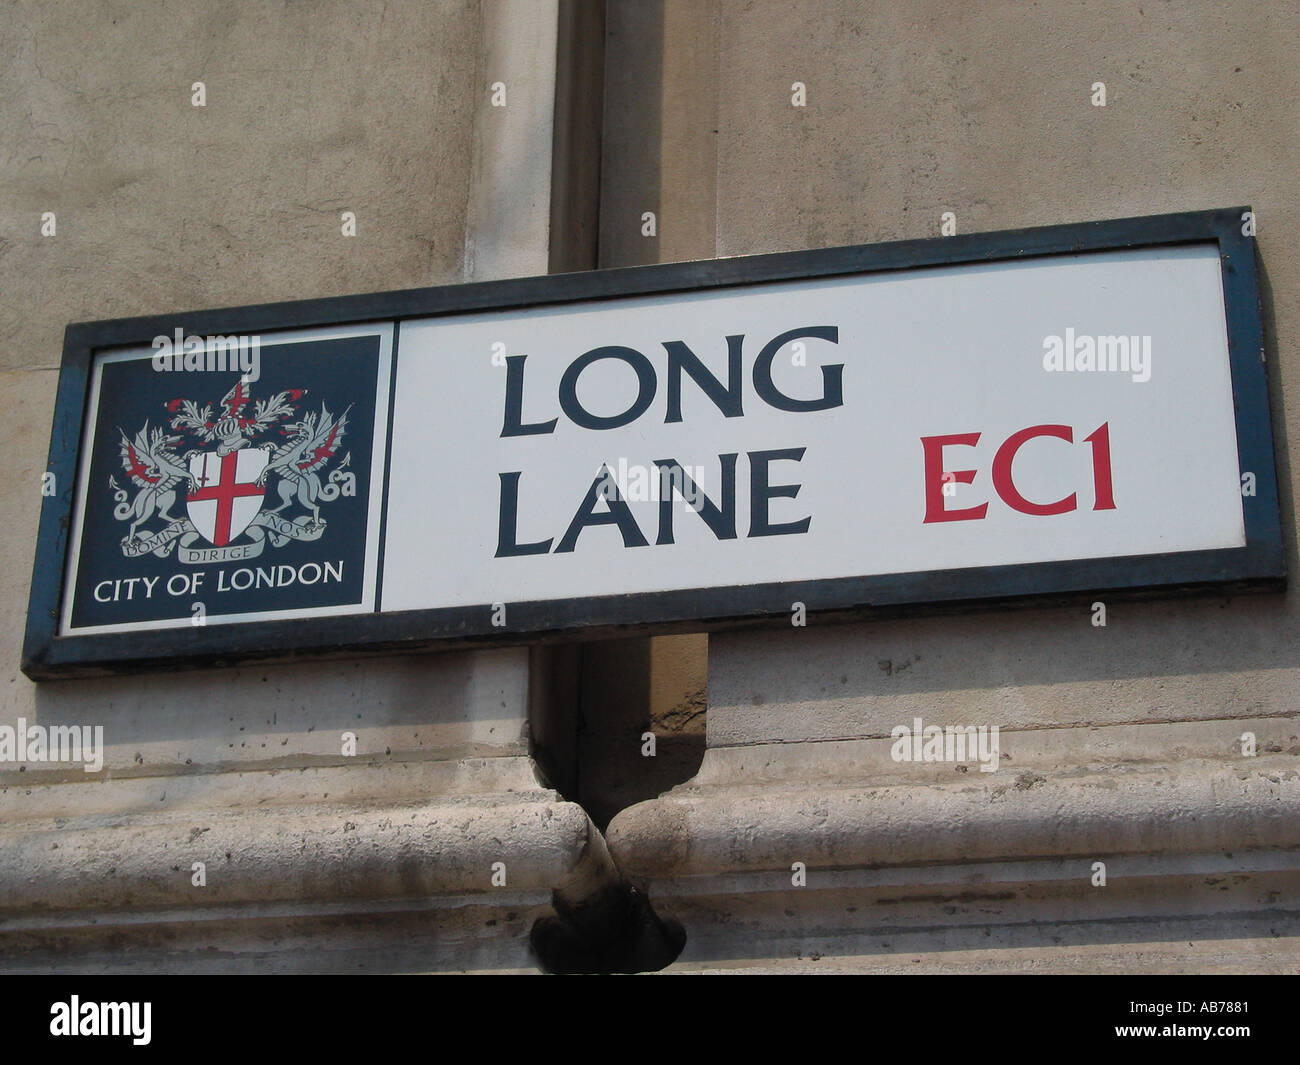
[3,0,1296,973]
[604,0,1300,972]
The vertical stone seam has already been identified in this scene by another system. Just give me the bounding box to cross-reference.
[462,0,560,282]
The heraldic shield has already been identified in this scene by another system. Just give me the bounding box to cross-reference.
[187,449,268,547]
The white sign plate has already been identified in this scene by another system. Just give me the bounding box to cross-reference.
[383,246,1243,610]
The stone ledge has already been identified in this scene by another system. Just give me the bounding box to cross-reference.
[0,757,554,817]
[607,755,1300,879]
[0,755,697,973]
[607,754,1300,971]
[693,714,1300,788]
[0,757,622,969]
[657,922,1300,974]
[1,794,608,915]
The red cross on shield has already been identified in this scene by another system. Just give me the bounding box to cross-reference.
[187,450,268,547]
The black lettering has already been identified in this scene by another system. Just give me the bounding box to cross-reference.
[558,346,656,430]
[501,355,558,437]
[495,472,553,557]
[555,466,650,552]
[748,447,811,537]
[664,336,744,422]
[752,326,843,412]
[653,456,738,544]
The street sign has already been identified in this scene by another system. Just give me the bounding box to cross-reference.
[23,208,1283,677]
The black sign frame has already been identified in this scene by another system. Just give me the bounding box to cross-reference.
[23,207,1285,678]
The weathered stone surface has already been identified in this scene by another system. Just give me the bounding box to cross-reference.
[595,0,1300,972]
[0,755,646,973]
[611,756,1300,879]
[0,762,578,911]
[0,0,624,974]
[608,746,1300,971]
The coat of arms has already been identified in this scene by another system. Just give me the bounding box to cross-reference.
[110,378,355,564]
